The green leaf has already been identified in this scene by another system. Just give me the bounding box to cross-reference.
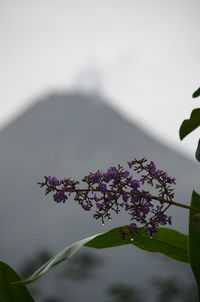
[15,233,101,285]
[17,227,188,285]
[193,87,200,98]
[86,226,189,263]
[196,139,200,163]
[192,213,200,233]
[179,108,200,140]
[188,190,200,298]
[0,262,35,302]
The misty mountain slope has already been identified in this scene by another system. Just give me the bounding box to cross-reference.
[0,91,198,200]
[0,91,198,172]
[0,91,199,301]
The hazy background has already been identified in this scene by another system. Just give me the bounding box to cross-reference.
[0,0,200,156]
[0,1,200,301]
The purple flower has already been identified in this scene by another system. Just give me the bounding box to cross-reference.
[128,161,133,169]
[96,202,103,210]
[122,193,129,203]
[82,205,91,211]
[156,212,168,224]
[129,223,136,232]
[123,170,129,179]
[150,164,157,175]
[53,191,68,203]
[102,168,118,182]
[130,179,140,189]
[141,204,151,215]
[48,176,59,186]
[124,203,129,211]
[89,171,102,184]
[131,192,141,203]
[98,183,107,193]
[146,226,156,237]
[39,157,175,240]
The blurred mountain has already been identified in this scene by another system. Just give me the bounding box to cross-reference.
[0,91,199,301]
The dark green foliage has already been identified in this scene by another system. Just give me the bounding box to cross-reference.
[86,226,189,263]
[179,108,200,140]
[189,191,200,300]
[179,87,200,162]
[195,139,200,162]
[193,87,200,98]
[0,262,35,302]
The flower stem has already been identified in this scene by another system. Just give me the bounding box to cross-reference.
[151,195,200,213]
[64,187,200,213]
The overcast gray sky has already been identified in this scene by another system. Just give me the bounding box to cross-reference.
[1,0,200,158]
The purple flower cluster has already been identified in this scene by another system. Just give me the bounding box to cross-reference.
[38,158,175,239]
